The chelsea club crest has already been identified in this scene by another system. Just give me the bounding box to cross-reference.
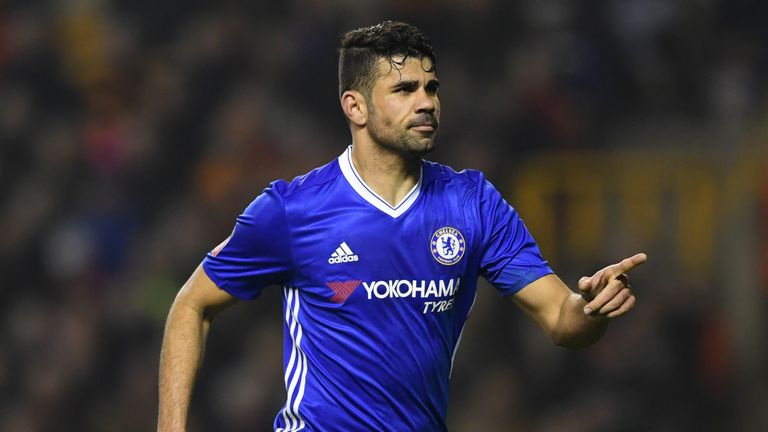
[430,227,465,265]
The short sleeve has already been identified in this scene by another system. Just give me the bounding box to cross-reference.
[202,184,293,300]
[478,177,553,296]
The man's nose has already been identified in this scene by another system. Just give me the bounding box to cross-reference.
[415,88,437,113]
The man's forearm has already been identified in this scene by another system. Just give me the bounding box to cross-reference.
[551,293,608,349]
[158,300,211,431]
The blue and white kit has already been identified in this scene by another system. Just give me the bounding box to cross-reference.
[203,146,552,431]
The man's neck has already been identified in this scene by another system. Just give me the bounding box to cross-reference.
[349,140,422,208]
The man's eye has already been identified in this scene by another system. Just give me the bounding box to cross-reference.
[395,85,417,93]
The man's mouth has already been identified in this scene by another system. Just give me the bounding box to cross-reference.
[411,123,436,132]
[410,118,438,132]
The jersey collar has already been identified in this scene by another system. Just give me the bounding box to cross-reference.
[337,145,422,218]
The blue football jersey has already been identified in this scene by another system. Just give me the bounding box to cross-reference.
[203,146,552,431]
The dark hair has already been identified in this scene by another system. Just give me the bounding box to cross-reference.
[338,21,436,99]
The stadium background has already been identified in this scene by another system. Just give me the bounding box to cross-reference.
[1,1,767,430]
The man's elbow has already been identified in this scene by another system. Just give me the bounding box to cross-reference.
[550,328,604,350]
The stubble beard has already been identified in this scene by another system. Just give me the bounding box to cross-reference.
[367,108,437,158]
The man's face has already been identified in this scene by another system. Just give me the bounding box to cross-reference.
[365,55,440,157]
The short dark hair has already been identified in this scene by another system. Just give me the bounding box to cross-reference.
[338,21,436,99]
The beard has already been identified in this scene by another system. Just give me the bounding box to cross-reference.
[367,109,438,158]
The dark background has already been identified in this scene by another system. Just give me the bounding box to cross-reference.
[1,1,767,430]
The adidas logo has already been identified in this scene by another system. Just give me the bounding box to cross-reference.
[328,242,359,264]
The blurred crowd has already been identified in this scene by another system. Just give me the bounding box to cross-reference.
[0,1,766,431]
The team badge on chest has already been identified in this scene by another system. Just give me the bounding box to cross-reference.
[430,227,465,265]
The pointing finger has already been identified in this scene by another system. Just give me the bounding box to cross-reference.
[612,253,648,276]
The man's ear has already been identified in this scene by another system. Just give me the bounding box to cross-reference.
[341,90,367,127]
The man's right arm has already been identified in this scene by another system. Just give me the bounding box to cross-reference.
[158,265,238,432]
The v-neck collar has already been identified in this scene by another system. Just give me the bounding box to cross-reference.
[337,146,422,218]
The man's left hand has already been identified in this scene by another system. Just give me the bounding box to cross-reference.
[578,253,647,318]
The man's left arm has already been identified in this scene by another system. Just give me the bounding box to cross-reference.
[511,253,647,349]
